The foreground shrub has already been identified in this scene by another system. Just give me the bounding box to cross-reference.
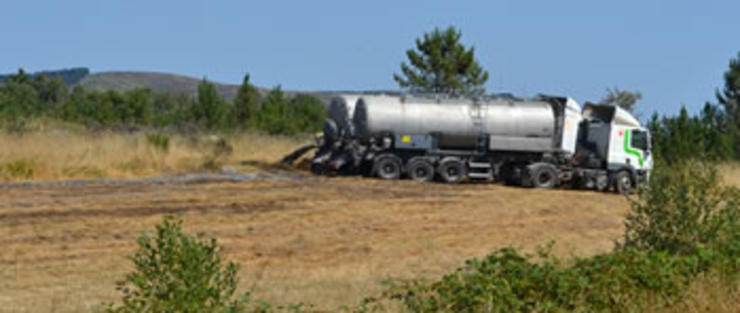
[376,163,740,312]
[622,161,740,254]
[382,245,740,313]
[106,216,253,313]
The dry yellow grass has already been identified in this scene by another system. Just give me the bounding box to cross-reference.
[0,177,630,312]
[0,130,308,182]
[719,163,740,188]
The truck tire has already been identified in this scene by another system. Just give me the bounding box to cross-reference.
[407,158,435,183]
[438,158,467,184]
[374,154,403,180]
[530,165,558,189]
[614,171,634,194]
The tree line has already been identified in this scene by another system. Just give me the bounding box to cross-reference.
[645,53,740,163]
[0,70,326,135]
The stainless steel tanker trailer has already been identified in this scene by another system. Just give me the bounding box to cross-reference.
[311,94,652,193]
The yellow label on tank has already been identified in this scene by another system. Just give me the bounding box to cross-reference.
[401,135,412,143]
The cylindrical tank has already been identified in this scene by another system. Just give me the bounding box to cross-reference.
[327,95,360,135]
[327,96,359,122]
[353,95,556,150]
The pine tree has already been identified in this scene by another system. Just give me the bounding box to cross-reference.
[122,88,154,125]
[32,75,68,108]
[718,52,740,158]
[59,86,87,122]
[718,52,740,119]
[394,26,489,96]
[601,87,642,113]
[257,86,296,135]
[289,94,326,133]
[698,102,733,161]
[233,74,260,129]
[192,79,229,130]
[0,69,39,118]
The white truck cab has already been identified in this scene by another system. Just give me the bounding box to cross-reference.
[580,104,652,191]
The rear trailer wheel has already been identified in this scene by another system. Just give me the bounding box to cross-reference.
[407,158,435,183]
[373,154,403,180]
[438,158,467,184]
[531,166,558,189]
[614,171,634,194]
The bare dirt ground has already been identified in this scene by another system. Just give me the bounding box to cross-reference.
[0,173,630,312]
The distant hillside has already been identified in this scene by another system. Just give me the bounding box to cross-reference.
[1,68,359,104]
[78,72,347,103]
[79,72,246,101]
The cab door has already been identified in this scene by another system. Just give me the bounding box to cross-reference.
[607,126,650,171]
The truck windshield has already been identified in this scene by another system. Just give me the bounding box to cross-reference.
[631,130,649,151]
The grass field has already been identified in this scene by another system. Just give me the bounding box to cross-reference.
[0,177,632,312]
[2,130,740,312]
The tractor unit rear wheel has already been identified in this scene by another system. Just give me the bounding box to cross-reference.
[438,158,467,184]
[407,158,435,183]
[373,154,403,180]
[531,165,559,189]
[614,171,634,194]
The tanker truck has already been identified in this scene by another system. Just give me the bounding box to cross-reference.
[310,94,652,193]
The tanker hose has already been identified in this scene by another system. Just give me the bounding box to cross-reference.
[280,144,317,166]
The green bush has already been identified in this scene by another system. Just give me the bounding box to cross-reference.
[256,87,326,136]
[374,163,740,312]
[146,132,171,153]
[106,216,253,313]
[622,161,740,254]
[381,245,740,312]
[289,95,326,134]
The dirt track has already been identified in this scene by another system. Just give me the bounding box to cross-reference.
[0,173,629,312]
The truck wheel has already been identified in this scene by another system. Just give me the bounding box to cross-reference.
[374,154,403,180]
[531,165,558,189]
[407,158,435,182]
[614,171,634,194]
[438,158,467,184]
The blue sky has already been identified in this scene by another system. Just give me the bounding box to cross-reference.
[1,0,738,117]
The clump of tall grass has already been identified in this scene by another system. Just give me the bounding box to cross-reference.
[0,159,36,180]
[145,132,171,153]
